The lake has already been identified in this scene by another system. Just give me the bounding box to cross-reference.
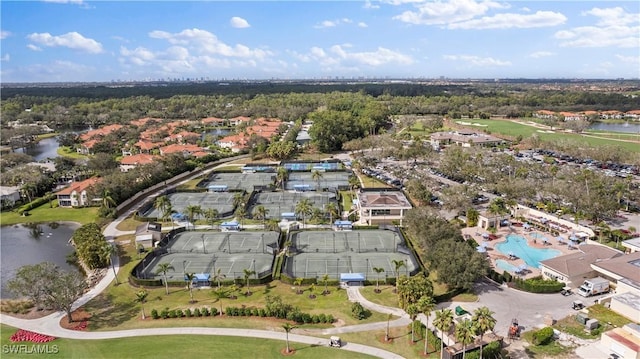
[589,122,640,134]
[15,136,61,161]
[0,222,79,299]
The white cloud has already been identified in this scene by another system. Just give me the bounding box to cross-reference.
[314,18,354,29]
[448,11,566,29]
[0,30,11,39]
[148,28,271,59]
[295,44,413,68]
[529,51,554,58]
[615,54,640,64]
[1,54,9,62]
[443,54,511,66]
[26,31,103,53]
[230,16,251,29]
[120,46,156,66]
[393,0,507,26]
[27,44,42,51]
[358,22,368,28]
[555,7,640,48]
[363,1,380,9]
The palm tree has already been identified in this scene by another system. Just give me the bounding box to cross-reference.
[325,202,339,225]
[203,208,219,229]
[321,273,330,295]
[311,169,323,191]
[348,175,360,194]
[295,198,313,228]
[184,272,196,303]
[235,206,247,228]
[213,268,226,289]
[455,318,475,359]
[253,205,269,228]
[276,166,288,191]
[233,192,245,208]
[185,204,202,230]
[155,262,175,295]
[100,188,116,209]
[392,259,405,293]
[282,323,296,353]
[243,268,256,295]
[433,309,454,359]
[385,313,393,342]
[211,288,229,316]
[488,198,506,230]
[373,267,385,293]
[472,306,496,359]
[100,242,119,285]
[154,195,171,224]
[293,277,303,294]
[417,296,436,355]
[135,290,148,320]
[308,283,316,299]
[407,303,419,342]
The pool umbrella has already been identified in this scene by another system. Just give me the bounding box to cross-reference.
[481,241,489,248]
[523,223,530,230]
[476,246,486,253]
[482,233,490,239]
[556,235,564,244]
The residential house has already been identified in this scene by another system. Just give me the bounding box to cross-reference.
[0,186,21,208]
[217,133,250,153]
[158,143,204,157]
[120,154,157,172]
[534,110,558,120]
[79,124,123,142]
[229,116,252,126]
[201,117,227,126]
[56,177,101,208]
[134,140,161,153]
[600,323,640,359]
[558,112,585,121]
[626,110,640,120]
[356,189,412,226]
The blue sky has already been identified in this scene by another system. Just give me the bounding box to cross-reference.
[1,0,639,82]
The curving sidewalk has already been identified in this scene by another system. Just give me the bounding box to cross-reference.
[0,165,408,359]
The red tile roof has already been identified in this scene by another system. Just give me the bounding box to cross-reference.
[202,117,225,124]
[79,124,123,141]
[134,140,160,151]
[120,154,157,165]
[56,177,100,195]
[159,143,203,155]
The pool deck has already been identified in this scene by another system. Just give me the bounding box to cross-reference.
[462,225,578,279]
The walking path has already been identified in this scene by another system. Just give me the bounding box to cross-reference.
[0,163,406,359]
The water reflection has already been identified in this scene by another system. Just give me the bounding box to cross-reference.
[0,222,79,298]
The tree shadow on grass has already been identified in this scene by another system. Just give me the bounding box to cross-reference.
[85,293,138,330]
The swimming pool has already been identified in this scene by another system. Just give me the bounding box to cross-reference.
[495,259,520,273]
[495,234,561,268]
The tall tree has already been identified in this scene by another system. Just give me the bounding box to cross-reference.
[311,169,323,191]
[243,268,256,295]
[203,208,219,229]
[455,318,475,359]
[407,303,419,343]
[253,205,269,228]
[184,272,196,303]
[417,296,436,356]
[392,259,406,293]
[295,198,313,228]
[276,166,288,191]
[321,273,330,295]
[185,205,202,230]
[135,290,148,320]
[325,202,339,225]
[211,288,229,316]
[282,323,296,354]
[155,262,175,295]
[433,309,454,359]
[373,267,385,293]
[472,306,496,359]
[100,242,119,285]
[154,195,171,224]
[213,268,226,289]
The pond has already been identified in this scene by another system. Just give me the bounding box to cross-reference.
[14,136,61,161]
[589,122,640,134]
[0,222,79,299]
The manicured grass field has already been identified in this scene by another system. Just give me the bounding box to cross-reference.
[358,175,392,189]
[0,324,374,359]
[57,146,89,160]
[339,191,353,212]
[0,205,99,226]
[84,241,391,332]
[339,324,440,359]
[455,119,640,152]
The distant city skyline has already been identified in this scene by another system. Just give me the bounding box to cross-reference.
[1,0,639,83]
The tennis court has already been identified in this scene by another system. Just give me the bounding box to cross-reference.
[283,230,418,280]
[139,231,280,282]
[285,172,351,191]
[282,161,344,171]
[202,172,275,192]
[141,192,236,218]
[248,192,337,219]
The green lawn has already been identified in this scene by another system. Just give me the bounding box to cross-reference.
[0,324,374,359]
[553,304,632,339]
[454,119,640,152]
[521,330,574,358]
[358,175,391,189]
[340,191,353,212]
[339,324,440,359]
[84,241,391,332]
[57,146,89,159]
[359,286,399,308]
[0,205,99,226]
